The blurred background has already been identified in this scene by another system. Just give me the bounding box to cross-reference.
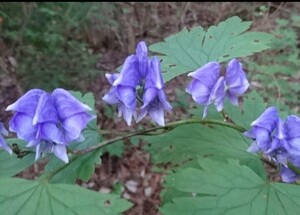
[1,2,300,214]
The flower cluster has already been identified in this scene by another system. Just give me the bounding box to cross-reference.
[186,59,249,118]
[0,121,12,154]
[6,88,95,163]
[244,106,300,182]
[102,41,172,126]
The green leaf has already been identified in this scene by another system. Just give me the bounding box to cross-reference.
[161,158,300,215]
[144,124,265,179]
[0,138,35,177]
[0,178,132,215]
[224,90,266,130]
[149,16,274,82]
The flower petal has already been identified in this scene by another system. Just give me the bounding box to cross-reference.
[186,79,210,105]
[33,93,57,125]
[210,77,225,111]
[149,107,165,126]
[0,135,12,155]
[105,73,120,85]
[52,88,93,119]
[6,89,46,117]
[136,41,149,79]
[226,91,239,106]
[116,85,136,110]
[52,144,69,163]
[62,112,95,142]
[225,59,249,95]
[281,167,297,183]
[0,122,8,136]
[250,106,278,132]
[145,57,164,89]
[141,87,157,108]
[102,87,119,105]
[285,115,300,139]
[187,62,220,88]
[113,55,140,87]
[9,113,38,143]
[118,104,134,126]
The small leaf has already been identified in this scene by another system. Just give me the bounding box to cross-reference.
[0,178,132,215]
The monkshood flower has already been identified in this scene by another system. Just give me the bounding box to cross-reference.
[102,55,138,126]
[0,122,12,154]
[186,59,249,118]
[186,61,221,118]
[137,57,172,126]
[225,59,250,105]
[244,107,300,183]
[244,106,278,153]
[103,41,157,126]
[6,88,95,163]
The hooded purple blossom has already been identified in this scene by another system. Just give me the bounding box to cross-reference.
[225,59,250,105]
[244,107,300,183]
[186,61,221,118]
[137,57,172,126]
[0,122,12,154]
[244,106,278,153]
[186,59,249,118]
[6,88,95,163]
[102,41,171,126]
[102,55,138,126]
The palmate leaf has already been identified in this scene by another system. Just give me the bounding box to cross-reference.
[0,178,132,215]
[144,124,265,179]
[149,16,274,82]
[161,158,300,215]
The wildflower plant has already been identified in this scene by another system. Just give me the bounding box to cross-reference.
[1,16,300,215]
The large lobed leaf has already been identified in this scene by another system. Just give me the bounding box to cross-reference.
[0,178,132,215]
[149,16,274,82]
[161,158,300,215]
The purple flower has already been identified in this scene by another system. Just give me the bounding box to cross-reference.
[244,106,278,153]
[0,122,12,154]
[6,88,95,163]
[137,57,172,126]
[102,41,154,126]
[244,107,300,183]
[186,59,249,118]
[186,62,221,118]
[102,56,138,126]
[281,166,298,183]
[225,59,250,105]
[284,115,300,156]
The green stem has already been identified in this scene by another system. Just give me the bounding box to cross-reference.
[73,118,246,155]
